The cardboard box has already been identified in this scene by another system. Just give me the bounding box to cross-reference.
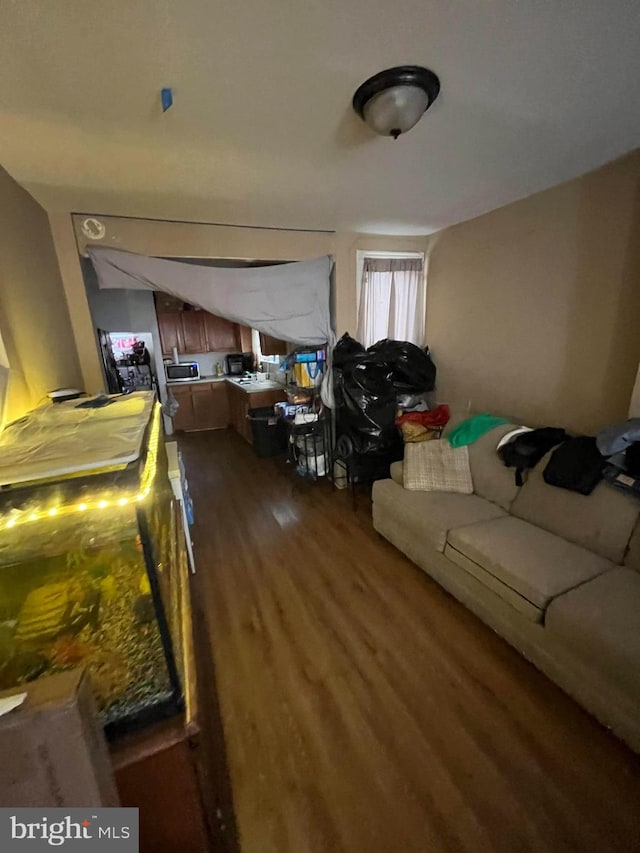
[0,668,119,807]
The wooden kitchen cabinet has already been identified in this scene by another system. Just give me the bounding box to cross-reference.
[246,389,287,412]
[259,332,288,356]
[170,382,230,432]
[237,324,253,353]
[154,292,184,313]
[212,383,231,428]
[156,294,242,356]
[157,312,183,356]
[203,312,239,352]
[227,383,248,442]
[170,386,195,431]
[192,383,230,430]
[227,383,286,444]
[180,311,207,354]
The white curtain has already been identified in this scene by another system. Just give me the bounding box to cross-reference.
[356,257,425,349]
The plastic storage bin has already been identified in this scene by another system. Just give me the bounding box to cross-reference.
[248,407,287,458]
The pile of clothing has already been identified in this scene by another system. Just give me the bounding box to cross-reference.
[446,413,640,498]
[395,404,450,442]
[598,419,640,497]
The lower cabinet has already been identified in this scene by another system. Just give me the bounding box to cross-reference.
[170,386,195,431]
[227,383,251,443]
[192,383,230,430]
[171,382,286,438]
[227,384,286,444]
[227,385,239,439]
[170,383,230,432]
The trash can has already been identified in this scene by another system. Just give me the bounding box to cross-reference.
[248,407,287,458]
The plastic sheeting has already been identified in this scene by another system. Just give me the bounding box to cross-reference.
[0,392,155,485]
[88,247,333,347]
[0,331,11,432]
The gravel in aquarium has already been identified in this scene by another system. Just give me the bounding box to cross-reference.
[44,542,174,727]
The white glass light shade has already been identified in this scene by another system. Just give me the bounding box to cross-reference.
[362,85,430,137]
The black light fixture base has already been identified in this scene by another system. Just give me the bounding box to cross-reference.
[352,65,441,135]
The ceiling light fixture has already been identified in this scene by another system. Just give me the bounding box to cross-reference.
[352,65,440,140]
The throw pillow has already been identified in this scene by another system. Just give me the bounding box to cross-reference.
[403,441,473,493]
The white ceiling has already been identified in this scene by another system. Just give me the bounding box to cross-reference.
[1,1,639,235]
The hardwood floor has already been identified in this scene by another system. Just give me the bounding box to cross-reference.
[181,428,640,853]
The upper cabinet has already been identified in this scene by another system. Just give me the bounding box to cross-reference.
[259,332,288,356]
[181,311,207,353]
[155,295,242,355]
[154,292,184,313]
[203,312,239,352]
[157,311,183,355]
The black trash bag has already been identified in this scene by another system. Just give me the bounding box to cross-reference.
[334,363,397,454]
[365,339,436,391]
[333,334,436,454]
[345,388,398,453]
[333,332,366,367]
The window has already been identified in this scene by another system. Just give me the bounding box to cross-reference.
[356,252,425,349]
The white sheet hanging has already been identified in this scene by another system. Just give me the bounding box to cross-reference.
[88,247,333,346]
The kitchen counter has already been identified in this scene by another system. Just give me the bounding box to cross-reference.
[225,377,285,394]
[166,375,227,386]
[167,375,286,437]
[166,375,285,394]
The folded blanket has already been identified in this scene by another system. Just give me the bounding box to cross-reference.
[448,413,509,448]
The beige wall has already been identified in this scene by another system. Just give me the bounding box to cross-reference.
[0,166,82,423]
[425,151,640,434]
[50,212,426,392]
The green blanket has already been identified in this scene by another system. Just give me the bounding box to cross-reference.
[448,413,509,448]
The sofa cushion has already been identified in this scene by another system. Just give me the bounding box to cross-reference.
[389,460,403,486]
[403,442,472,493]
[510,450,639,563]
[545,568,640,698]
[446,516,613,615]
[623,518,640,573]
[443,543,543,623]
[371,478,506,553]
[467,422,523,511]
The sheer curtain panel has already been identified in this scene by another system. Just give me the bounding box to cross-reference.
[356,257,425,348]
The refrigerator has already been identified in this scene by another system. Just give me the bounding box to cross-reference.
[98,330,156,394]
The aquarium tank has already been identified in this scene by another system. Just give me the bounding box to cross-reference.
[0,393,187,738]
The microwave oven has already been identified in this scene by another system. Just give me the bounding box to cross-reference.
[165,362,199,381]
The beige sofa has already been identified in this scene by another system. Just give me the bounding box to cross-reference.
[372,419,640,753]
